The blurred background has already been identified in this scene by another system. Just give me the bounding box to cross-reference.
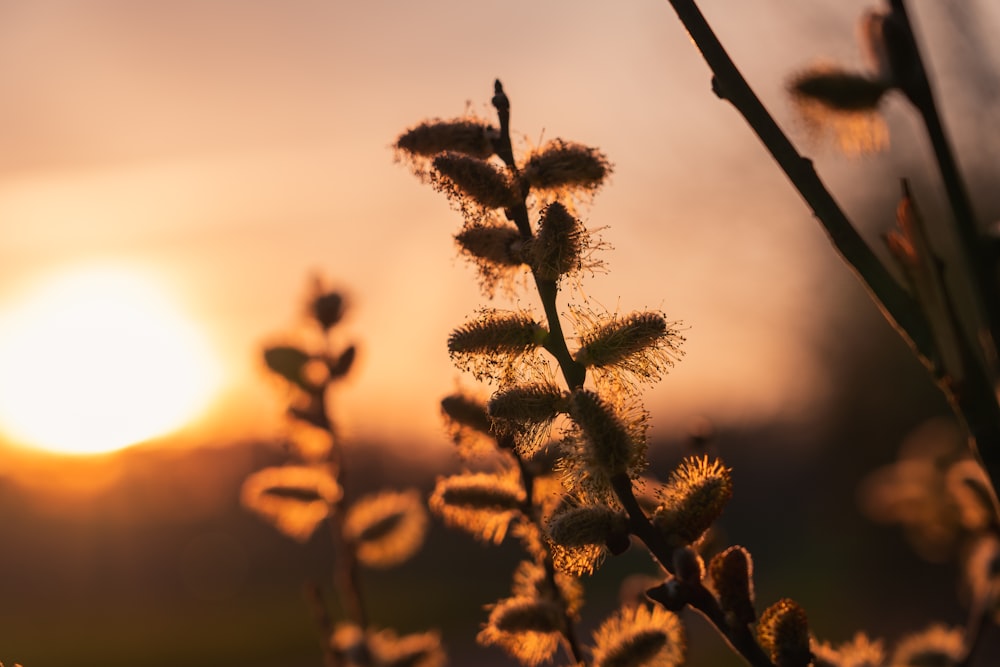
[0,0,999,665]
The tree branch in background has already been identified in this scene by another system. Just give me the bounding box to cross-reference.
[663,0,1000,503]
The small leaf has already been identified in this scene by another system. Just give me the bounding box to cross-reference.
[264,345,313,389]
[327,345,357,380]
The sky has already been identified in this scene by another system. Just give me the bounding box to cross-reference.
[0,0,998,456]
[3,2,1000,666]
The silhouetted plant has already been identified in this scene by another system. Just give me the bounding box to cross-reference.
[241,279,443,667]
[395,80,773,666]
[393,38,1000,661]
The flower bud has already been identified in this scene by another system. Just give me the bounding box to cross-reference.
[786,62,889,155]
[489,597,563,635]
[433,473,524,512]
[343,489,428,569]
[429,471,524,544]
[448,311,546,357]
[653,456,733,545]
[547,504,628,549]
[757,599,811,667]
[441,393,492,437]
[241,465,341,542]
[476,596,563,665]
[568,389,633,478]
[890,625,963,667]
[395,118,496,159]
[859,3,927,109]
[455,223,525,268]
[590,605,685,667]
[367,628,445,667]
[522,139,611,193]
[311,290,345,330]
[947,459,996,532]
[532,202,586,280]
[788,69,889,112]
[707,545,756,625]
[645,579,687,613]
[576,311,681,377]
[488,384,567,424]
[432,152,515,209]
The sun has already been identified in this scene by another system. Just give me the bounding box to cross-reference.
[0,265,222,455]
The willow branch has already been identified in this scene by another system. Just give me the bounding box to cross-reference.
[890,0,1000,353]
[491,79,587,391]
[663,0,1000,496]
[511,450,586,666]
[665,0,935,367]
[305,581,340,667]
[612,475,775,667]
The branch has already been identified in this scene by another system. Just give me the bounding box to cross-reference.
[888,0,1000,353]
[491,79,587,391]
[612,475,775,667]
[665,0,935,367]
[662,0,1000,496]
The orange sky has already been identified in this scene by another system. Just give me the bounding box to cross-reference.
[0,1,997,456]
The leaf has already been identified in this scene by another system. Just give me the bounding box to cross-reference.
[327,345,357,380]
[263,345,314,390]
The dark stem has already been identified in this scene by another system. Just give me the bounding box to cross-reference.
[490,79,587,391]
[327,499,368,630]
[612,474,775,667]
[315,340,370,655]
[305,581,340,667]
[891,0,1000,359]
[665,0,934,366]
[511,427,586,665]
[490,79,589,665]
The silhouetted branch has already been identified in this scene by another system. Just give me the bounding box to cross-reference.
[663,0,1000,502]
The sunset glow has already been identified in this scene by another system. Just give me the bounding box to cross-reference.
[0,266,222,455]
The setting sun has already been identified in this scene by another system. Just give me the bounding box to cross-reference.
[0,265,222,455]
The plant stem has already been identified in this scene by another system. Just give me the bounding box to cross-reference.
[664,0,934,366]
[890,0,1000,358]
[511,451,586,666]
[315,337,370,634]
[305,581,340,667]
[612,474,775,667]
[491,79,587,391]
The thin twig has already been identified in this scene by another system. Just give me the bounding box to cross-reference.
[665,0,934,366]
[889,0,1000,356]
[512,451,586,666]
[490,81,589,665]
[490,77,775,666]
[612,475,775,667]
[305,581,340,667]
[491,80,587,392]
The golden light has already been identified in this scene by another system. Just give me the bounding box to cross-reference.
[0,265,222,455]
